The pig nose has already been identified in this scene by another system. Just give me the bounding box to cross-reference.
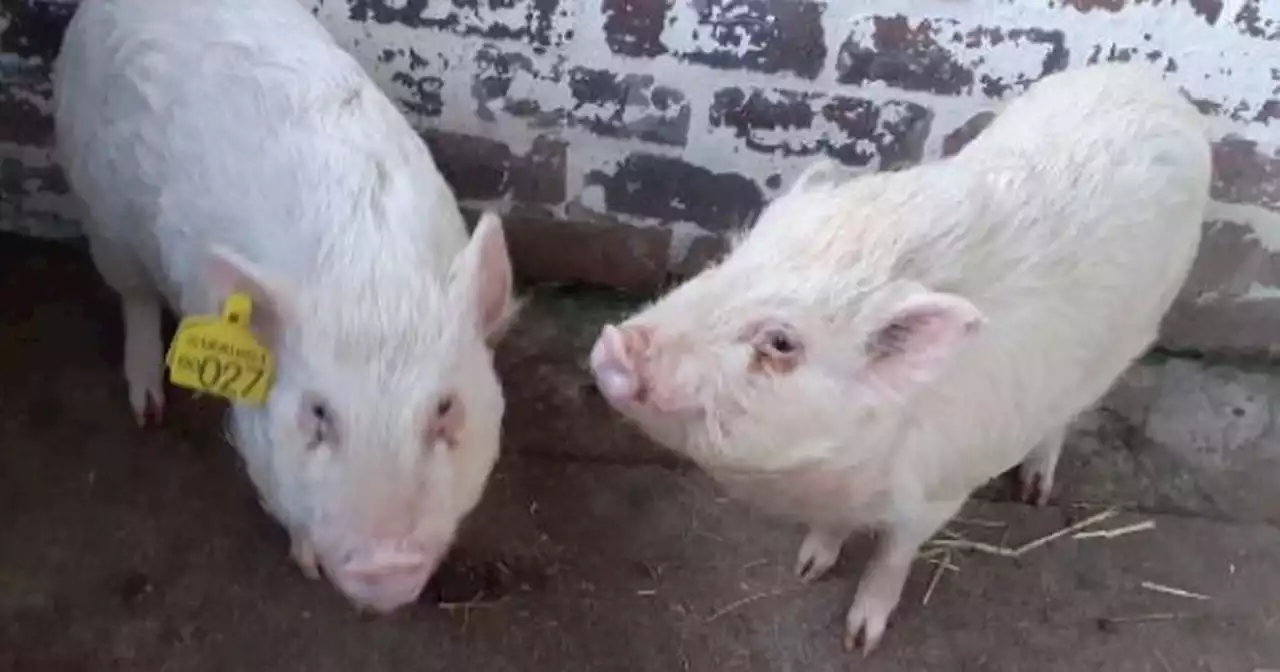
[329,548,434,614]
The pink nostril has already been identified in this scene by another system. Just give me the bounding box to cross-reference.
[340,550,430,578]
[321,543,443,613]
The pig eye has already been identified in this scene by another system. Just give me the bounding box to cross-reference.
[753,326,802,359]
[426,392,464,449]
[300,396,336,449]
[767,332,797,355]
[746,320,804,372]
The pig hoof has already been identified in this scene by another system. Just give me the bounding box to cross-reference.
[291,539,321,580]
[130,390,164,428]
[1017,470,1051,507]
[841,627,866,655]
[298,561,321,581]
[843,600,889,656]
[795,530,843,583]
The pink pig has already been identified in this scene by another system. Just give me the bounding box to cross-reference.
[53,0,515,613]
[590,62,1211,653]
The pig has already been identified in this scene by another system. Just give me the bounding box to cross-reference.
[52,0,516,613]
[589,62,1210,653]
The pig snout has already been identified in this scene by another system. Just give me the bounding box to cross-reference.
[589,324,648,406]
[326,546,440,613]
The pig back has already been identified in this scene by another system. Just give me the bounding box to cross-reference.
[53,0,470,315]
[951,63,1210,308]
[875,65,1210,497]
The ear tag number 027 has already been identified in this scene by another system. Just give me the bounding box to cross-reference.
[165,292,274,405]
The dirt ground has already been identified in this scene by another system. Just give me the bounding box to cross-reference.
[2,233,1278,672]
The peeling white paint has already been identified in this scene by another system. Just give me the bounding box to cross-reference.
[0,142,57,165]
[579,183,607,212]
[4,0,1280,351]
[664,0,761,59]
[1242,282,1280,301]
[6,1,1280,232]
[1207,202,1280,253]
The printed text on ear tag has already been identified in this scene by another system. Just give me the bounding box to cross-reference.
[165,292,274,405]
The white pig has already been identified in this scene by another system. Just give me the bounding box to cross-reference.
[53,0,515,613]
[589,62,1210,653]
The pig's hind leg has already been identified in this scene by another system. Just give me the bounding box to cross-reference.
[1017,425,1065,507]
[844,497,965,655]
[87,233,166,427]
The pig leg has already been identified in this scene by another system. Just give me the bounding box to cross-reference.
[845,497,964,655]
[1017,426,1065,507]
[121,295,165,426]
[795,524,850,583]
[290,535,321,580]
[87,234,165,427]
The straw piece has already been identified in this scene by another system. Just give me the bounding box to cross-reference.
[1013,508,1120,555]
[921,551,955,606]
[951,517,1009,529]
[705,590,788,622]
[926,538,1020,557]
[1101,612,1189,624]
[1140,581,1211,601]
[1073,520,1156,540]
[926,507,1121,559]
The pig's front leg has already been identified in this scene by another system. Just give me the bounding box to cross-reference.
[795,524,850,583]
[844,498,965,655]
[121,293,166,426]
[290,535,321,580]
[87,233,167,426]
[1018,425,1065,507]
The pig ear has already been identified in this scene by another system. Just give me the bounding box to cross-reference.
[205,246,294,346]
[450,211,516,343]
[862,291,985,393]
[786,158,846,196]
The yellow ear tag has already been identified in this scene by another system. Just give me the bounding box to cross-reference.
[165,292,274,405]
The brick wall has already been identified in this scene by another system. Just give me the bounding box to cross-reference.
[2,0,1280,354]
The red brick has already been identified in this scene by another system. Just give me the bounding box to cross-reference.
[1162,220,1280,355]
[1234,0,1280,40]
[942,112,995,157]
[585,153,763,233]
[710,86,933,169]
[348,0,570,51]
[836,16,1068,98]
[601,0,827,80]
[423,131,567,204]
[1060,0,1222,24]
[1212,136,1280,213]
[668,233,730,281]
